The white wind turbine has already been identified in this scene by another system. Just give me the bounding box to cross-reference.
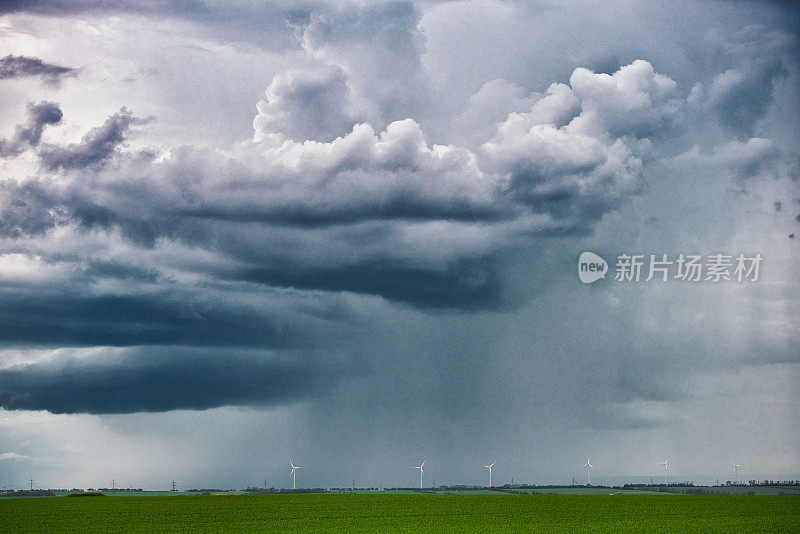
[289,461,302,490]
[482,462,495,488]
[412,461,425,489]
[581,455,594,485]
[731,460,743,479]
[661,456,670,484]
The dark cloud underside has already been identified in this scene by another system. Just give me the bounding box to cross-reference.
[0,348,350,413]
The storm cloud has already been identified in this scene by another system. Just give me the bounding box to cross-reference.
[0,347,351,414]
[0,0,798,490]
[2,60,685,311]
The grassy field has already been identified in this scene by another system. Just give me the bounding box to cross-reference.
[1,494,798,533]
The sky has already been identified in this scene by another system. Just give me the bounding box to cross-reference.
[0,0,798,490]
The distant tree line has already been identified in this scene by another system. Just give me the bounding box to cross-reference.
[0,489,56,497]
[745,480,800,486]
[244,487,327,494]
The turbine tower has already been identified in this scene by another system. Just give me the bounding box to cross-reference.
[731,460,743,479]
[661,456,670,484]
[580,455,594,485]
[412,461,425,489]
[289,461,302,490]
[482,462,495,488]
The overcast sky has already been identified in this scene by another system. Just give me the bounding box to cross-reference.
[0,0,798,490]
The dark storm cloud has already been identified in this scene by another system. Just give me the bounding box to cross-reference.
[84,260,160,283]
[228,254,509,310]
[0,347,352,413]
[0,286,318,349]
[177,195,508,227]
[1,59,681,311]
[0,1,797,490]
[38,107,150,170]
[0,101,62,158]
[0,55,77,86]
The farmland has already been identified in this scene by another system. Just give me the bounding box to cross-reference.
[1,494,798,533]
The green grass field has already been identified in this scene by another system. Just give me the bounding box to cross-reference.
[1,494,798,533]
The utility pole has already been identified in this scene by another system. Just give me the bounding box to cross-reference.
[264,478,267,489]
[112,478,116,490]
[171,481,177,492]
[29,478,34,490]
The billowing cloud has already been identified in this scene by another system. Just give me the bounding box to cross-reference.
[2,60,680,310]
[299,1,429,126]
[254,65,362,143]
[566,60,680,139]
[479,60,684,229]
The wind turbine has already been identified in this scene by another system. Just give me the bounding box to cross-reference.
[661,456,670,484]
[412,461,425,489]
[482,462,495,488]
[731,460,743,479]
[289,461,302,490]
[580,455,594,485]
